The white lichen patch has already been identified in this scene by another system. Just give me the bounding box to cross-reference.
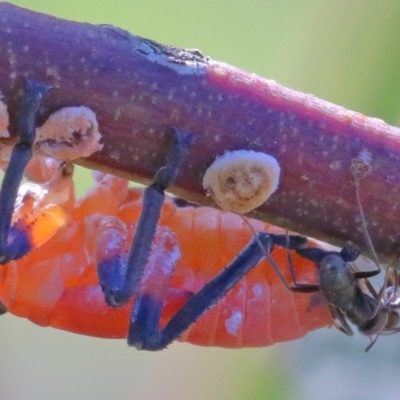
[203,150,280,214]
[35,106,103,160]
[0,91,9,138]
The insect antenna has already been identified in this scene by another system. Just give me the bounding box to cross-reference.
[351,157,381,271]
[350,154,400,350]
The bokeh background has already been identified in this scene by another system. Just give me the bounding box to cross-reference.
[1,1,400,399]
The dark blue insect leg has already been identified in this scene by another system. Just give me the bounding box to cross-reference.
[0,80,51,264]
[0,299,7,315]
[97,129,195,307]
[128,233,304,351]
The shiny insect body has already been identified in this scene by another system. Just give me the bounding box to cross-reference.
[0,167,333,348]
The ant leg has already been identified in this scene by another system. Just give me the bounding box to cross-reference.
[385,269,400,306]
[269,235,320,292]
[240,221,319,294]
[274,234,321,292]
[128,233,303,350]
[0,80,51,264]
[245,225,310,290]
[249,230,320,294]
[329,305,353,336]
[97,129,195,307]
[352,270,380,280]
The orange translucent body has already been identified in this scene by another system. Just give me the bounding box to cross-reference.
[0,163,332,348]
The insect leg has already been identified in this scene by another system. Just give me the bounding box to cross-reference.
[329,305,353,336]
[0,80,51,264]
[0,299,7,315]
[128,232,303,351]
[264,234,320,292]
[97,129,195,307]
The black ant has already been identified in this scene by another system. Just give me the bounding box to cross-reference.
[291,242,398,346]
[272,151,400,350]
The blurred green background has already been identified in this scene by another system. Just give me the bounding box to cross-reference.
[1,1,400,399]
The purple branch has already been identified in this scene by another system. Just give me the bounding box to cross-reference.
[1,3,400,259]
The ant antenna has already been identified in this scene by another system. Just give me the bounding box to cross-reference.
[340,152,400,351]
[351,152,391,311]
[350,152,381,271]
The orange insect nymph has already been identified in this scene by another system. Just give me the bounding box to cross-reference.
[0,168,332,347]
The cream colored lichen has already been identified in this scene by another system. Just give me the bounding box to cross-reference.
[35,106,103,160]
[203,150,280,214]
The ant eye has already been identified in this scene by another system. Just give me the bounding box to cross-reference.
[340,242,360,262]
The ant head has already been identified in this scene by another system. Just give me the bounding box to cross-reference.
[340,241,360,262]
